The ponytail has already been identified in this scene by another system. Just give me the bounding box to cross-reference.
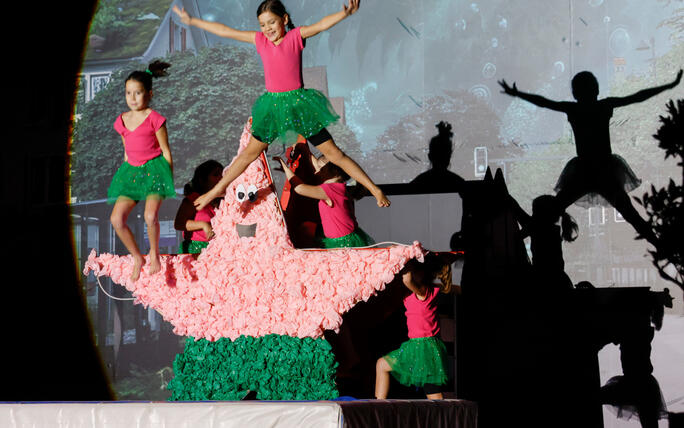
[125,60,171,91]
[560,212,578,242]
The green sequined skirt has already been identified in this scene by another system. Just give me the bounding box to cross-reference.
[384,337,448,387]
[179,240,209,254]
[251,88,339,145]
[107,155,175,203]
[319,227,374,249]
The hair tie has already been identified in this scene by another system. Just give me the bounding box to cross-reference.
[145,69,153,75]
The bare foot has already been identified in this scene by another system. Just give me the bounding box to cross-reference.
[148,254,161,275]
[131,254,144,282]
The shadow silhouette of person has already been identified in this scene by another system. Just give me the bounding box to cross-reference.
[410,121,465,193]
[514,194,577,291]
[499,69,682,247]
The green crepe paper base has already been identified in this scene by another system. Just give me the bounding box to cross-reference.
[167,334,339,401]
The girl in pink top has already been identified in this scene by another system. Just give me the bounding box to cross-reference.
[108,61,175,281]
[275,154,373,248]
[375,257,454,399]
[174,160,224,254]
[173,0,390,212]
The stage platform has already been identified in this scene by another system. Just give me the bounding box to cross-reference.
[0,399,477,428]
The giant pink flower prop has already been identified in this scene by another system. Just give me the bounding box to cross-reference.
[84,121,425,341]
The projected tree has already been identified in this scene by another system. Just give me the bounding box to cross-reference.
[635,99,684,291]
[72,45,264,201]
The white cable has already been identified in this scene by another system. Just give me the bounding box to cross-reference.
[96,275,136,301]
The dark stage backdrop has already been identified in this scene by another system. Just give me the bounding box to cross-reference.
[68,0,683,417]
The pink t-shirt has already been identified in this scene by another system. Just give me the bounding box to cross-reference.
[114,110,165,166]
[255,27,304,92]
[318,182,357,239]
[191,205,216,242]
[405,286,440,339]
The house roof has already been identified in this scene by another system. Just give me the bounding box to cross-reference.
[85,0,174,62]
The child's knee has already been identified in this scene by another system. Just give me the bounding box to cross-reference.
[144,210,159,227]
[376,357,390,372]
[110,213,126,230]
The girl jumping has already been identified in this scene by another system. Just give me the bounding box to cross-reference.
[172,0,390,211]
[108,61,175,281]
[498,69,682,246]
[174,159,224,254]
[274,154,373,248]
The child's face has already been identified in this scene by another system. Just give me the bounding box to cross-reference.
[208,167,223,188]
[258,11,288,44]
[125,80,151,112]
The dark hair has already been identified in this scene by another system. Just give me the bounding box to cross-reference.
[257,0,295,30]
[571,71,599,101]
[184,159,224,196]
[125,60,171,91]
[320,161,350,182]
[428,121,453,169]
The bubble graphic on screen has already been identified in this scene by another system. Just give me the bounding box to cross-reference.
[482,62,496,79]
[588,0,604,7]
[491,38,499,48]
[499,17,508,29]
[470,3,479,13]
[609,28,631,56]
[553,61,566,79]
[603,16,611,24]
[470,84,491,102]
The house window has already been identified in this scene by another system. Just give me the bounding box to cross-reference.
[588,206,605,226]
[90,74,111,101]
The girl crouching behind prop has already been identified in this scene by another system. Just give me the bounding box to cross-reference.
[375,254,456,399]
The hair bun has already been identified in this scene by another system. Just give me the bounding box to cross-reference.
[436,121,453,139]
[147,60,171,78]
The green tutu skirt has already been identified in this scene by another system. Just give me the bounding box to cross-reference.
[107,155,175,204]
[319,227,374,249]
[179,240,209,254]
[251,88,339,145]
[384,337,448,387]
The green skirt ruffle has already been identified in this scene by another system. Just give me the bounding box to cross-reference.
[107,155,175,204]
[319,227,374,249]
[251,88,339,145]
[178,240,209,254]
[167,334,339,401]
[384,337,448,387]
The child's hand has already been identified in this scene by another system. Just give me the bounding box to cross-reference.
[201,222,215,240]
[498,79,518,96]
[172,5,192,25]
[195,188,221,210]
[343,0,360,16]
[373,188,391,207]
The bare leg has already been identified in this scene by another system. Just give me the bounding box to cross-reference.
[144,196,163,275]
[603,190,657,246]
[317,139,390,207]
[375,357,392,399]
[427,392,444,400]
[110,197,144,281]
[194,136,269,210]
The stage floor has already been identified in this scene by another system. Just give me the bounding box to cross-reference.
[0,399,477,428]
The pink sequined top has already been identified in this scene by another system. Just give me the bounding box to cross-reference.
[255,27,304,93]
[405,286,440,339]
[114,110,166,166]
[318,182,357,239]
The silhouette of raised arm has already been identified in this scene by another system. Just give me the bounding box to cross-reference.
[606,69,682,108]
[498,79,571,112]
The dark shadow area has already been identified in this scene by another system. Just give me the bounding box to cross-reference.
[1,2,112,399]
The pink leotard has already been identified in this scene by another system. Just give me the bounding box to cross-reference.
[405,286,440,339]
[254,27,304,92]
[113,110,166,166]
[318,182,357,239]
